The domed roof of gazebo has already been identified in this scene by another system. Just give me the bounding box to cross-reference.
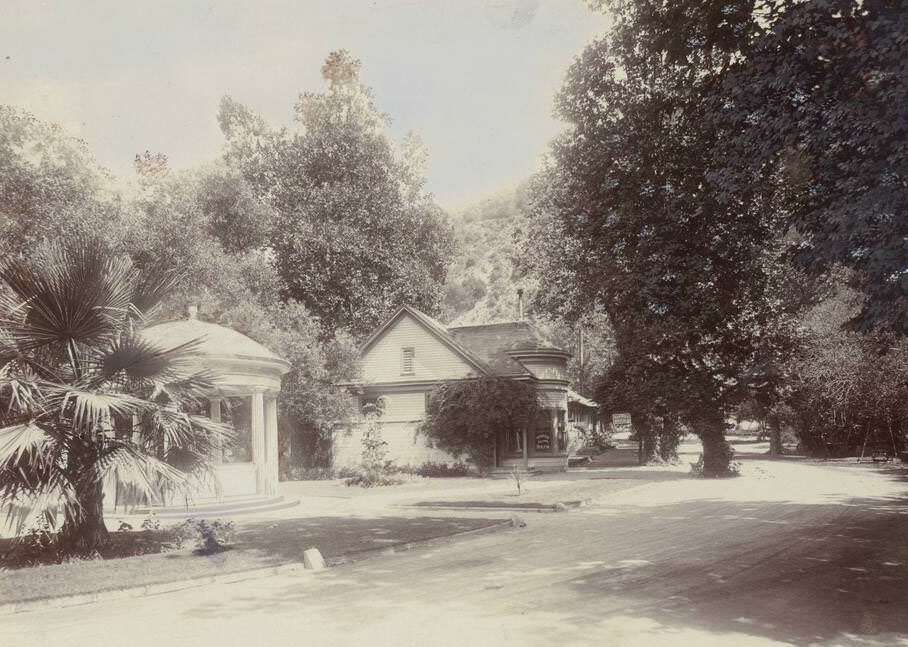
[142,315,291,394]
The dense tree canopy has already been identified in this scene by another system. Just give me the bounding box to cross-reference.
[219,50,454,337]
[0,106,123,258]
[123,161,358,471]
[592,0,908,335]
[521,0,905,472]
[521,11,789,474]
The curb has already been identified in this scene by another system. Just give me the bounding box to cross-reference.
[328,518,515,566]
[403,498,592,513]
[0,519,514,616]
[0,561,308,616]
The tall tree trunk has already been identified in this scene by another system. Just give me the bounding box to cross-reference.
[769,415,783,456]
[696,411,734,476]
[658,415,681,462]
[635,414,656,465]
[61,479,109,553]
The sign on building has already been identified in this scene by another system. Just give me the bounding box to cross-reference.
[612,412,632,433]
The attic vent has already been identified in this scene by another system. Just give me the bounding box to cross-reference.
[401,346,415,375]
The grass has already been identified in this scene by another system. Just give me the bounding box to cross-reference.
[412,501,581,510]
[0,515,504,607]
[406,475,650,510]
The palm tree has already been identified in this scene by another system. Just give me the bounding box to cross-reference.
[0,239,230,552]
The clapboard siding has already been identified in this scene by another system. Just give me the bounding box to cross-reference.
[361,312,476,383]
[333,421,459,468]
[356,391,428,422]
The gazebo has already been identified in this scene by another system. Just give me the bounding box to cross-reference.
[138,308,292,504]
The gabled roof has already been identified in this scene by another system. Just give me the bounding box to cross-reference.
[447,321,561,376]
[360,305,489,375]
[361,306,575,379]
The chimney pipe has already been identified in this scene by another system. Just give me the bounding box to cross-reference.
[516,288,524,320]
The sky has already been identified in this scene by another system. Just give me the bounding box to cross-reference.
[0,0,606,210]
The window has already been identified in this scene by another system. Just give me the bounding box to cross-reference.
[401,346,415,375]
[534,410,553,452]
[508,429,523,453]
[361,396,385,417]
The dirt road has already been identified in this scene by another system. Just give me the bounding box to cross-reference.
[2,456,905,647]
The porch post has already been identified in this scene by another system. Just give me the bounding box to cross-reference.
[551,408,558,452]
[522,426,529,469]
[251,390,266,495]
[264,394,279,496]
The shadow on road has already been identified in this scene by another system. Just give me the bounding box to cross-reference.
[177,469,907,647]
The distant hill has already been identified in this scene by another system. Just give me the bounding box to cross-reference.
[440,183,617,397]
[441,184,534,325]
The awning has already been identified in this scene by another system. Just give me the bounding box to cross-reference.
[567,389,598,409]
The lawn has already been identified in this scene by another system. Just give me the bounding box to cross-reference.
[0,515,505,607]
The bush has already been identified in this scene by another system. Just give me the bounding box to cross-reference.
[171,519,236,554]
[343,470,406,488]
[10,517,62,566]
[344,401,405,487]
[421,377,541,473]
[412,461,474,478]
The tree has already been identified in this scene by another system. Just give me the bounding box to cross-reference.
[782,288,908,457]
[0,106,122,258]
[0,239,228,552]
[219,50,454,337]
[521,5,800,474]
[122,163,358,472]
[421,377,540,472]
[714,0,908,336]
[588,0,907,335]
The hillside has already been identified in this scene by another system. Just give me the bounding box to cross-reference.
[440,185,616,396]
[440,185,533,325]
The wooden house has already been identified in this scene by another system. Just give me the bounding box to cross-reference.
[335,305,599,472]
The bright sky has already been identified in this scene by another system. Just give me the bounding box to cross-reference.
[0,0,606,210]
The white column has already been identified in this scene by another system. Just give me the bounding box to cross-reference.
[209,397,223,501]
[251,391,265,495]
[264,394,279,496]
[209,398,222,464]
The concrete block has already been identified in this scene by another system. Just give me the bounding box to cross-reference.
[303,547,326,570]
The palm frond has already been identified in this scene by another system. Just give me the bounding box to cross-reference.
[152,370,221,408]
[97,333,205,384]
[138,405,233,454]
[39,382,147,432]
[97,442,191,505]
[0,421,52,470]
[0,239,135,356]
[129,266,184,324]
[2,482,71,536]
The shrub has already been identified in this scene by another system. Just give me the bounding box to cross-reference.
[140,516,162,531]
[421,377,541,473]
[412,461,474,478]
[11,517,62,566]
[344,400,403,487]
[171,519,236,554]
[344,470,406,488]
